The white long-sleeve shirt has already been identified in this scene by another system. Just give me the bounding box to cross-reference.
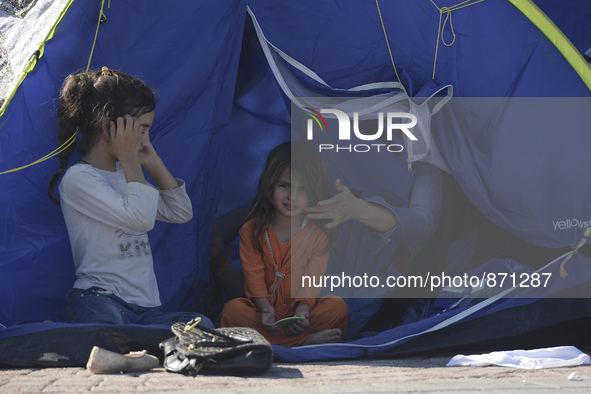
[59,162,193,307]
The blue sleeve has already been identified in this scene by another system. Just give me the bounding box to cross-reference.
[391,162,443,242]
[363,162,443,254]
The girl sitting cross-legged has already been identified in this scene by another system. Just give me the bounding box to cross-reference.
[220,141,348,346]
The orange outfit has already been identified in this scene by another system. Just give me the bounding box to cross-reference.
[220,219,348,346]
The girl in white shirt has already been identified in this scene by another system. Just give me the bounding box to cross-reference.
[49,67,213,327]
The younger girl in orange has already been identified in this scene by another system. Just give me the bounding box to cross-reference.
[220,142,348,346]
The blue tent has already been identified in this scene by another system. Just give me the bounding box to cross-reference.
[1,0,591,365]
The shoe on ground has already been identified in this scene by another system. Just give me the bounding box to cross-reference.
[86,346,160,374]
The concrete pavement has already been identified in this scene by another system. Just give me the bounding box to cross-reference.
[1,356,591,393]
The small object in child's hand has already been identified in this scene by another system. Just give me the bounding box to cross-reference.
[273,316,306,327]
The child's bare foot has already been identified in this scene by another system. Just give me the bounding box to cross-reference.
[301,328,342,345]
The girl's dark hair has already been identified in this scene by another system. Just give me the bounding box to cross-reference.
[247,141,333,251]
[48,68,156,205]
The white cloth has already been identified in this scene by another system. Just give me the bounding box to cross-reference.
[60,163,193,307]
[447,346,591,369]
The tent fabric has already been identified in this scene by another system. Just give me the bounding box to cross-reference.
[271,253,591,363]
[215,16,291,217]
[1,0,591,366]
[247,0,591,97]
[533,0,591,55]
[507,0,591,90]
[246,0,591,248]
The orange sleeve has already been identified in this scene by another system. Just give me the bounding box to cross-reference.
[294,227,330,303]
[239,220,271,300]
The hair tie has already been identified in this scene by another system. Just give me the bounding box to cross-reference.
[77,72,91,81]
[101,66,111,76]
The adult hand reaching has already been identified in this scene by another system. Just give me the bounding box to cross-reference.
[306,179,397,232]
[305,179,364,229]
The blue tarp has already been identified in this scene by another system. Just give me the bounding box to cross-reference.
[1,0,591,363]
[246,0,591,247]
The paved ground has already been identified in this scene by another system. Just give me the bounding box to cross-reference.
[1,356,591,393]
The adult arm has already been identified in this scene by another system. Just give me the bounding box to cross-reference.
[306,179,397,232]
[305,162,443,243]
[387,162,443,243]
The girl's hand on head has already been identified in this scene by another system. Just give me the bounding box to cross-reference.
[137,129,159,167]
[305,179,364,229]
[110,115,141,162]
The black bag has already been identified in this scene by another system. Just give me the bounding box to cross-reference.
[159,318,273,376]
